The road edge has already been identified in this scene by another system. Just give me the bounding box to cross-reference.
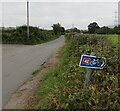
[4,44,65,109]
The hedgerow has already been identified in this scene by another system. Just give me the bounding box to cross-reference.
[2,25,59,45]
[28,34,120,110]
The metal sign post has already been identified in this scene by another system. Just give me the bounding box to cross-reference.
[83,52,95,91]
[79,52,106,91]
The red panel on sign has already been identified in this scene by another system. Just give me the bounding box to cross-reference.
[82,58,91,65]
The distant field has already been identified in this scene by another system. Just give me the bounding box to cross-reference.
[106,34,119,45]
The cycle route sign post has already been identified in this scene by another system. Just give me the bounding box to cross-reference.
[79,53,106,91]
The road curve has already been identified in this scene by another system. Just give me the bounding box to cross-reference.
[2,35,65,107]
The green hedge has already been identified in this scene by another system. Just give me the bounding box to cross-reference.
[55,34,119,109]
[2,25,59,45]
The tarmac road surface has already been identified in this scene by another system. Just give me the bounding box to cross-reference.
[2,35,64,107]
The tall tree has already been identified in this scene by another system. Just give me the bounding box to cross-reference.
[88,22,100,34]
[51,23,61,35]
[60,27,65,33]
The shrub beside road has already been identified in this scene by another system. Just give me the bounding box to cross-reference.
[27,34,119,110]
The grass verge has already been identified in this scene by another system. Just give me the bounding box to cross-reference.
[26,42,68,109]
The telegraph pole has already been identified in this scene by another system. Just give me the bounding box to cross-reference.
[114,11,118,27]
[27,0,29,39]
[2,2,4,32]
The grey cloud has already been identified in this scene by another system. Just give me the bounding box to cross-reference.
[2,2,117,29]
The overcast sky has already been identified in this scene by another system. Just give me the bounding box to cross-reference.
[2,2,118,30]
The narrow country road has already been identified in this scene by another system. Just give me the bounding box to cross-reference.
[2,35,65,107]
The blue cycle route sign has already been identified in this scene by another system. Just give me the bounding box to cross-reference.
[79,55,106,69]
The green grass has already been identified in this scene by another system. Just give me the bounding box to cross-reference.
[106,34,119,45]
